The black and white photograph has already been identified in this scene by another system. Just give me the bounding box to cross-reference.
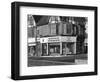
[27,15,88,67]
[11,2,97,80]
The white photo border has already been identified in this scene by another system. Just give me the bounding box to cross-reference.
[20,6,95,76]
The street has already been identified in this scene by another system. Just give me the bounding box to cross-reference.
[28,54,87,67]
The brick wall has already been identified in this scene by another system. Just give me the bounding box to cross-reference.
[36,22,80,37]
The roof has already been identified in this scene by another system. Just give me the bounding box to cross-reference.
[36,16,50,26]
[33,15,61,26]
[33,15,50,26]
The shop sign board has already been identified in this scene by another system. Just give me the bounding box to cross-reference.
[40,38,48,43]
[28,36,76,43]
[28,38,41,43]
[48,37,60,43]
[47,36,76,43]
[61,36,76,42]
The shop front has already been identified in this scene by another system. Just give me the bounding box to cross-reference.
[41,36,76,56]
[28,38,42,56]
[28,36,76,57]
[28,43,36,57]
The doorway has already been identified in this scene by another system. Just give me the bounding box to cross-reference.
[49,43,60,56]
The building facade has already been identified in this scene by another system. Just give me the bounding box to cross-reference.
[28,15,87,57]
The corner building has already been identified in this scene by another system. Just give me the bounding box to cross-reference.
[28,16,86,56]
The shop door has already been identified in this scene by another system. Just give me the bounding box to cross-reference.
[49,45,60,54]
[42,43,47,56]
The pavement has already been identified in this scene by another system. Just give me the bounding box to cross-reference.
[28,54,88,67]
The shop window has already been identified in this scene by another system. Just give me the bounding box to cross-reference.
[28,46,36,57]
[62,43,75,55]
[49,45,60,54]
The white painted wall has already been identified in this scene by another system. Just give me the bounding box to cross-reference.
[0,0,99,81]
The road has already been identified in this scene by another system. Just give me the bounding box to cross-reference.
[28,54,87,67]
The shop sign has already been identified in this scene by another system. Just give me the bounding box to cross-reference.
[28,38,41,43]
[48,37,60,43]
[40,36,76,43]
[40,38,48,43]
[61,36,76,42]
[28,42,36,46]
